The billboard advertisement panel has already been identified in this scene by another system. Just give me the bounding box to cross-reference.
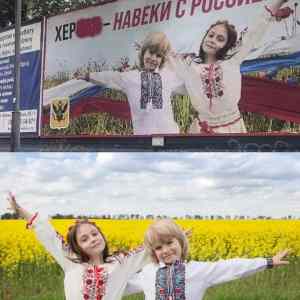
[42,0,300,136]
[0,22,42,135]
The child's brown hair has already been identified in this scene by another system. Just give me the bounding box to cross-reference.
[67,219,109,263]
[199,20,238,61]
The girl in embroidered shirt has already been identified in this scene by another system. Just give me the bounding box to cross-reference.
[125,219,290,300]
[7,193,150,300]
[169,0,289,134]
[76,31,184,135]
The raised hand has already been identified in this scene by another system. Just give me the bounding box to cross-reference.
[7,192,33,221]
[184,228,193,239]
[7,192,19,214]
[73,71,89,81]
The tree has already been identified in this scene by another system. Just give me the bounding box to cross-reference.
[52,213,75,219]
[30,0,115,18]
[0,0,28,28]
[30,0,69,18]
[0,0,115,29]
[1,212,19,219]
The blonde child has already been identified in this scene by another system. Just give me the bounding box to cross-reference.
[7,193,150,300]
[125,219,289,300]
[78,31,184,135]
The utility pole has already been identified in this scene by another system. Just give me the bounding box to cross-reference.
[11,0,22,151]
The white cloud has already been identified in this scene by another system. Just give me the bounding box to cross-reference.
[190,177,216,189]
[95,153,115,165]
[0,153,299,218]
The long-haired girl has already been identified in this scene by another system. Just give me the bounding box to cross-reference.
[7,193,150,300]
[170,0,289,134]
[76,31,184,135]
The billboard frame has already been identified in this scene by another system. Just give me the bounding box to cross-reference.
[1,133,300,151]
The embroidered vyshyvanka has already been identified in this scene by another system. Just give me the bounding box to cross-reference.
[89,68,183,135]
[31,216,150,300]
[170,4,277,134]
[125,259,268,300]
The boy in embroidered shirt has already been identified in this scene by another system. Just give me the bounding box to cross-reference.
[125,219,289,300]
[77,31,184,135]
[7,193,150,300]
[169,0,289,134]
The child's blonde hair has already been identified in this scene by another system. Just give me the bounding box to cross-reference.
[144,219,189,263]
[139,31,171,70]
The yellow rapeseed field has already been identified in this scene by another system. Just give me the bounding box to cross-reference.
[1,219,300,275]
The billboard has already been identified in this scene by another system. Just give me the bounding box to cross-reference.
[0,22,42,135]
[41,0,300,137]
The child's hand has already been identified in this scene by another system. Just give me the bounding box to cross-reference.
[73,71,89,81]
[133,41,141,51]
[169,50,177,58]
[189,118,201,134]
[7,192,19,214]
[7,192,33,221]
[184,228,193,238]
[272,249,290,267]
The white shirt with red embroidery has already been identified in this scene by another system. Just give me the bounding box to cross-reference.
[31,216,150,300]
[125,258,267,300]
[170,7,275,134]
[89,68,183,135]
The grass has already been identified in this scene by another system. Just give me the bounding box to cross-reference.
[42,93,300,136]
[43,62,300,136]
[42,112,133,136]
[42,65,300,136]
[2,258,300,300]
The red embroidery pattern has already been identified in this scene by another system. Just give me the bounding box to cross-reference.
[200,64,224,110]
[198,116,242,134]
[83,266,108,300]
[198,121,214,134]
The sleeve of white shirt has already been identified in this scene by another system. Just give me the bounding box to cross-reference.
[171,81,187,95]
[167,55,202,112]
[120,247,151,277]
[231,4,274,64]
[163,62,186,92]
[196,258,267,287]
[123,271,144,296]
[167,55,189,83]
[89,71,127,91]
[31,215,73,272]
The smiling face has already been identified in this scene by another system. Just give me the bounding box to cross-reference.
[76,223,106,260]
[202,24,228,61]
[144,219,188,264]
[153,237,183,265]
[143,48,163,72]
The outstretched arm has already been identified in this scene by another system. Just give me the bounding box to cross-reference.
[7,192,73,271]
[123,272,144,296]
[202,249,289,287]
[75,70,127,92]
[233,0,288,64]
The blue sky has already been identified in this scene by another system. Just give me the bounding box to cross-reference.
[0,153,300,217]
